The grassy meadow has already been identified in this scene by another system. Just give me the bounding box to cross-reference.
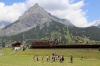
[0,48,100,66]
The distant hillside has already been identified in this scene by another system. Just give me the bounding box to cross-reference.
[69,26,100,41]
[1,20,98,45]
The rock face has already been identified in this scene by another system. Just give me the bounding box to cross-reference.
[0,3,73,36]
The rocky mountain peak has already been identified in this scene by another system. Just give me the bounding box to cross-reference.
[34,3,39,7]
[19,3,49,20]
[0,3,73,36]
[27,3,44,13]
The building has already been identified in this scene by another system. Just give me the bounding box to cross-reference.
[11,42,22,50]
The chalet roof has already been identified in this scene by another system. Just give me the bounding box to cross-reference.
[11,42,21,45]
[11,42,22,47]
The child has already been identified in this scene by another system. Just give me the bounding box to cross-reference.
[33,55,35,61]
[42,56,44,63]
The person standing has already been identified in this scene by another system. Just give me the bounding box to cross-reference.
[48,56,50,61]
[52,55,54,63]
[62,55,64,62]
[33,55,36,61]
[60,55,62,62]
[46,55,49,62]
[70,54,73,63]
[42,56,44,63]
[81,54,84,60]
[36,55,39,61]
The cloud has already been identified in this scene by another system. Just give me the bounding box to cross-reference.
[0,2,26,22]
[0,0,96,27]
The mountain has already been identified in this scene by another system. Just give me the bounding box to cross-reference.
[1,20,94,45]
[0,3,73,36]
[93,20,100,28]
[1,20,100,45]
[0,22,11,29]
[1,3,100,45]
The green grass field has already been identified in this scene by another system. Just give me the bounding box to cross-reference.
[0,48,100,66]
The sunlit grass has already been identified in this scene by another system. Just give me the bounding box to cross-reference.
[0,55,100,66]
[15,49,100,59]
[0,48,100,66]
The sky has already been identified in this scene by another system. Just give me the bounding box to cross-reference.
[0,0,100,27]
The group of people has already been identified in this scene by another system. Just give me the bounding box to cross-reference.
[33,53,84,63]
[51,52,64,62]
[33,52,65,63]
[33,55,39,61]
[42,55,50,63]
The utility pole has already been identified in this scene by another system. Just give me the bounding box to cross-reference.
[0,42,2,55]
[23,34,27,46]
[35,27,39,40]
[23,34,25,46]
[23,34,30,46]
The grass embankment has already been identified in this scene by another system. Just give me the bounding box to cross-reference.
[0,48,100,66]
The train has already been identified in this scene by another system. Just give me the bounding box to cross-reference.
[30,40,100,49]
